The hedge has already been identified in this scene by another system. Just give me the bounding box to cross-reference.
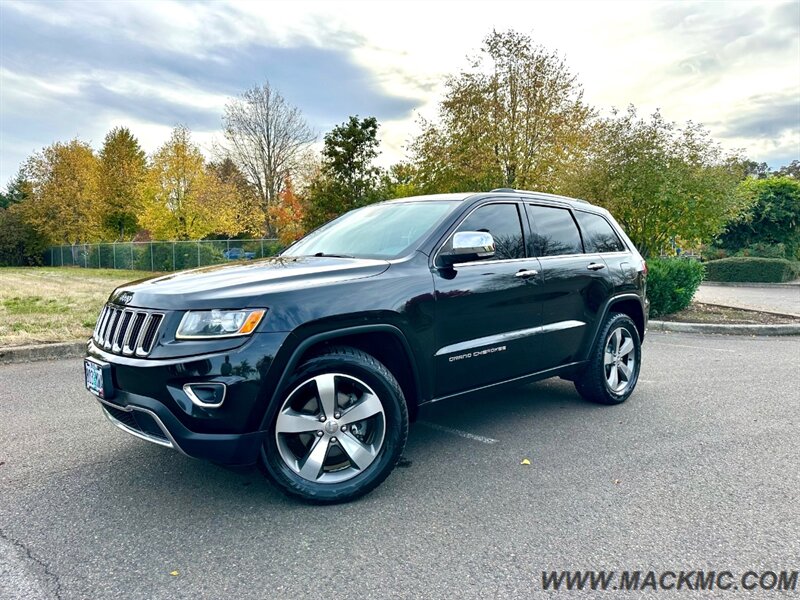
[646,258,705,317]
[704,257,800,283]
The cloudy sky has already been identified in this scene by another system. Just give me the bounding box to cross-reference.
[1,0,798,186]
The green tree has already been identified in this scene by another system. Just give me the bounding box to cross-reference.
[380,162,420,199]
[0,204,47,266]
[22,139,102,244]
[739,159,770,180]
[98,127,147,239]
[715,177,800,259]
[773,160,800,179]
[140,126,243,240]
[409,29,593,194]
[559,107,747,258]
[304,116,384,229]
[0,170,31,209]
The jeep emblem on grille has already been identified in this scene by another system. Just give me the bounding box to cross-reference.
[115,291,134,306]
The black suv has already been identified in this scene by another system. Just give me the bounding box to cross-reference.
[85,190,647,502]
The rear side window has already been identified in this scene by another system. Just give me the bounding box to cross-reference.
[575,211,626,253]
[454,203,525,260]
[527,205,583,256]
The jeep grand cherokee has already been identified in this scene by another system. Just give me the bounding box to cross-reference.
[85,189,648,503]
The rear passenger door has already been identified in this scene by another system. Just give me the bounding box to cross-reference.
[525,203,613,370]
[573,210,636,295]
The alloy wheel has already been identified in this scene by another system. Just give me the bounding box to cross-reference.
[604,327,636,394]
[275,373,386,484]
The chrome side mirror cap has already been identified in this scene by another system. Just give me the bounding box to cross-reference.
[439,231,495,266]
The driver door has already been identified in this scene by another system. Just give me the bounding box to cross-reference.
[432,202,543,397]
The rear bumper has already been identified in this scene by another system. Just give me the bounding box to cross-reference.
[94,391,265,465]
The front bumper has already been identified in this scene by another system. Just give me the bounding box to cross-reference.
[86,331,290,465]
[95,390,265,464]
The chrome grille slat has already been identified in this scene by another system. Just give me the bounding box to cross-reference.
[92,304,165,357]
[136,313,164,356]
[97,306,113,345]
[103,309,121,349]
[112,310,133,353]
[93,306,108,341]
[122,312,147,355]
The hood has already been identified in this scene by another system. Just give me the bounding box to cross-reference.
[109,256,390,310]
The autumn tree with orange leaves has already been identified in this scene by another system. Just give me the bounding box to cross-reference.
[268,179,307,246]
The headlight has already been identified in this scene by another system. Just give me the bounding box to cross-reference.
[176,309,266,339]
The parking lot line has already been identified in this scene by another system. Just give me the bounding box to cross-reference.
[418,421,499,444]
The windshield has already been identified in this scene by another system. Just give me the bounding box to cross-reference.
[282,201,458,259]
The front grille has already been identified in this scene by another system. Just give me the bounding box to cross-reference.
[93,304,164,357]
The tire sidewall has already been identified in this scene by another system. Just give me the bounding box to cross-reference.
[260,352,407,503]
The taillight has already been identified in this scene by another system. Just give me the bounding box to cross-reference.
[642,260,648,276]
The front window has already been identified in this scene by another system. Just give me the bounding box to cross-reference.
[283,201,458,260]
[444,203,526,260]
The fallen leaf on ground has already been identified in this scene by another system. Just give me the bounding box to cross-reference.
[170,571,179,577]
[520,458,531,465]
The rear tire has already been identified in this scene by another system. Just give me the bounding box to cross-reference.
[259,346,408,504]
[574,313,641,405]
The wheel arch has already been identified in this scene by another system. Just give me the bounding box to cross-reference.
[583,293,647,360]
[262,325,422,429]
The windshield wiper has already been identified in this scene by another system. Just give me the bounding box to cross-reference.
[312,252,356,259]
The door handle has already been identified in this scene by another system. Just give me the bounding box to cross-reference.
[587,263,606,271]
[515,269,539,278]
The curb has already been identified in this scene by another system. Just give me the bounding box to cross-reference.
[649,320,800,336]
[703,281,800,288]
[696,302,800,320]
[0,341,87,365]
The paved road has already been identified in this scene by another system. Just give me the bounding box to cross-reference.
[695,283,800,316]
[1,332,799,599]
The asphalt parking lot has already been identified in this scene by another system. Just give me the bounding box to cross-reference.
[1,331,798,599]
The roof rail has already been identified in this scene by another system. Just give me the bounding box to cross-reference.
[490,188,516,193]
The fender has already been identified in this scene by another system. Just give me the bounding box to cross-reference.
[258,324,422,431]
[581,292,647,361]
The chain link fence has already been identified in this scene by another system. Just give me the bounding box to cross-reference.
[45,239,283,272]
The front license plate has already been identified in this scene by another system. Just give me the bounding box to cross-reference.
[84,358,113,399]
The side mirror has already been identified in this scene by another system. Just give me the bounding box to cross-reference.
[439,231,495,266]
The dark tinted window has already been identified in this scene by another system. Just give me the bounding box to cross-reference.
[575,211,626,253]
[527,205,583,256]
[455,203,525,260]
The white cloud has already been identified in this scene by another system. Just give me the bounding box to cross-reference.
[1,0,798,185]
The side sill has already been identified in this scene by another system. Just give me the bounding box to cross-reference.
[425,360,587,404]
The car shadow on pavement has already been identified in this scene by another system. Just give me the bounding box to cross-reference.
[91,377,601,507]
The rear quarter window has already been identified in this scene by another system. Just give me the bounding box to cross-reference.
[574,211,626,253]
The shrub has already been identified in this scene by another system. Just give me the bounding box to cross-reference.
[716,177,800,259]
[733,242,787,259]
[704,257,800,283]
[646,258,705,317]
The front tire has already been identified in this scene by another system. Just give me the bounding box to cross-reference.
[574,313,641,405]
[260,346,408,503]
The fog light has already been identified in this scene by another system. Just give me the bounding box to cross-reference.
[183,383,226,408]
